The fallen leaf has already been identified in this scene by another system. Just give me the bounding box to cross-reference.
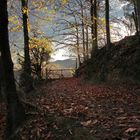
[81,120,92,126]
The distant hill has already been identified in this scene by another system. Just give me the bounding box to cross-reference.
[51,59,76,69]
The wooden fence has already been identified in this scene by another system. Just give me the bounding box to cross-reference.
[45,68,75,79]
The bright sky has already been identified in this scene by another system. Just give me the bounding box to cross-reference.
[50,0,133,61]
[51,49,70,61]
[10,0,134,62]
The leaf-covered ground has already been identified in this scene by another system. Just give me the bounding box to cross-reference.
[1,78,140,139]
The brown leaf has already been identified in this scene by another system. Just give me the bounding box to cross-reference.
[125,128,137,133]
[81,120,92,126]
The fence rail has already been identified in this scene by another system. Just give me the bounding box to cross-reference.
[46,68,76,79]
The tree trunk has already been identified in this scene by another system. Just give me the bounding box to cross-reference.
[105,0,111,49]
[90,0,98,56]
[133,1,139,34]
[94,0,98,49]
[81,5,86,61]
[86,24,89,59]
[0,56,5,99]
[0,0,25,138]
[0,56,2,98]
[21,0,33,92]
[90,0,94,50]
[0,77,1,99]
[21,0,31,74]
[76,26,81,67]
[135,0,140,34]
[0,81,1,97]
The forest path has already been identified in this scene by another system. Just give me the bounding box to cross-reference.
[25,78,140,139]
[1,78,140,139]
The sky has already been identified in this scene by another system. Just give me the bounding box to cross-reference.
[51,49,70,61]
[51,0,134,60]
[9,0,134,62]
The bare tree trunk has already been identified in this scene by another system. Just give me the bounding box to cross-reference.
[21,0,33,92]
[90,0,94,50]
[21,0,31,75]
[94,0,98,49]
[135,0,140,34]
[86,24,89,59]
[0,56,4,99]
[90,0,98,56]
[76,26,81,67]
[81,5,86,61]
[0,79,1,99]
[0,56,2,98]
[0,0,25,138]
[105,0,111,49]
[0,82,1,98]
[133,1,139,34]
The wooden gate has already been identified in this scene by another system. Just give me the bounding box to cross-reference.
[46,68,75,79]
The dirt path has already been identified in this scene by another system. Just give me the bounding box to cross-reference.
[1,78,140,139]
